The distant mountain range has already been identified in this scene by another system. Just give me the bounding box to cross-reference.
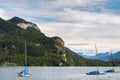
[78,51,120,62]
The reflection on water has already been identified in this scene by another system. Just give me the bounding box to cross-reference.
[0,67,120,80]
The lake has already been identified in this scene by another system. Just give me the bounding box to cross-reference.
[0,67,120,80]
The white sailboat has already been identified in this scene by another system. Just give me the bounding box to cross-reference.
[86,44,104,75]
[18,43,31,77]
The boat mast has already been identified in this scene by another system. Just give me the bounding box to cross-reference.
[25,43,27,67]
[110,50,114,70]
[95,44,99,71]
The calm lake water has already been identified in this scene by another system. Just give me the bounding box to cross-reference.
[0,67,120,80]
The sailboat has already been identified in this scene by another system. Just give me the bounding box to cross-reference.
[86,44,104,75]
[18,43,31,77]
[104,50,115,73]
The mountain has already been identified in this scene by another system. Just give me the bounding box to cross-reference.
[96,52,114,62]
[0,16,118,66]
[0,16,72,66]
[77,52,96,59]
[8,17,40,33]
[112,51,120,61]
[79,51,120,62]
[0,17,21,34]
[78,52,111,62]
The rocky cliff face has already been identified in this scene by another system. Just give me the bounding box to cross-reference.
[17,23,40,31]
[8,17,41,32]
[52,37,67,63]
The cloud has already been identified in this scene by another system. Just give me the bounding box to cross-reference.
[67,43,90,46]
[52,0,107,7]
[0,0,107,5]
[0,8,9,19]
[0,0,120,54]
[38,9,120,53]
[0,0,108,22]
[0,8,5,14]
[54,8,120,25]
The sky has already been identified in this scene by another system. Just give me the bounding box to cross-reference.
[0,0,120,55]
